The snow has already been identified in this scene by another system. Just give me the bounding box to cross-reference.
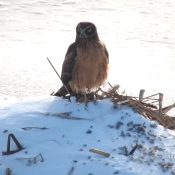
[0,1,175,174]
[1,96,175,175]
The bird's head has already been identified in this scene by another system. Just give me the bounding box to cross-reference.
[76,22,99,42]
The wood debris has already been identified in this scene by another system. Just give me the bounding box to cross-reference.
[2,133,23,155]
[16,153,44,166]
[58,82,175,129]
[5,168,11,175]
[89,148,110,157]
[95,84,175,130]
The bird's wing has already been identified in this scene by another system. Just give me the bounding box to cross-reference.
[104,45,109,63]
[99,41,109,63]
[61,42,77,86]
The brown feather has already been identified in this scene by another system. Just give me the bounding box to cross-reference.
[69,40,108,93]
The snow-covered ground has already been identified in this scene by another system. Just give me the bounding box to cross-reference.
[1,96,175,175]
[0,1,175,174]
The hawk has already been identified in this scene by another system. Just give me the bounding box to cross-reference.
[54,22,109,97]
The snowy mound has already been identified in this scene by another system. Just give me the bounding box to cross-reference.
[0,96,175,175]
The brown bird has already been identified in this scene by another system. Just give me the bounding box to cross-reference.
[54,22,109,97]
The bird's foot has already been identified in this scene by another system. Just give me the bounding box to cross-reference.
[75,93,96,104]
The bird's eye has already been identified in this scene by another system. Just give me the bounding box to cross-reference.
[86,27,93,34]
[77,29,80,35]
[76,26,81,35]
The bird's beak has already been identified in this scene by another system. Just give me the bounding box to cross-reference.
[79,29,87,38]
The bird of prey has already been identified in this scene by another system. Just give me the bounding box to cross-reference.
[54,22,109,97]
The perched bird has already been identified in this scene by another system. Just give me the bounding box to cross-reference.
[54,22,109,97]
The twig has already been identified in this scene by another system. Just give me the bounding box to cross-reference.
[117,99,130,105]
[68,167,75,175]
[159,93,163,117]
[2,133,23,155]
[47,57,71,95]
[5,168,11,175]
[98,88,109,97]
[140,101,157,109]
[108,85,120,94]
[161,103,175,114]
[108,82,114,88]
[17,153,44,166]
[139,89,145,101]
[89,148,110,157]
[128,139,138,156]
[97,84,175,129]
[48,112,91,120]
[21,127,48,131]
[143,93,160,99]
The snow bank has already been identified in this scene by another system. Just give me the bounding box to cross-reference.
[0,96,175,175]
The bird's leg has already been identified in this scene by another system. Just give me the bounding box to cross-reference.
[84,93,88,107]
[75,93,81,102]
[93,92,97,104]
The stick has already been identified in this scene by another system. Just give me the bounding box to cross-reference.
[128,139,138,155]
[139,89,145,101]
[108,82,113,88]
[143,93,160,99]
[162,103,175,114]
[68,167,75,175]
[117,99,130,105]
[5,168,11,175]
[47,57,70,95]
[159,93,163,117]
[89,148,110,157]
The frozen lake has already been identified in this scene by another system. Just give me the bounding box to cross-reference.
[0,0,175,105]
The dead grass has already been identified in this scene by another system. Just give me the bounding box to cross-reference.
[95,84,175,130]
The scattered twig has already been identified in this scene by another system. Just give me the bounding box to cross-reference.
[139,89,145,101]
[47,57,71,96]
[118,146,128,156]
[21,127,49,131]
[107,82,114,88]
[100,86,175,129]
[48,112,91,121]
[49,82,175,129]
[142,93,160,100]
[5,168,11,175]
[89,148,110,157]
[159,93,163,117]
[2,133,23,155]
[68,167,75,175]
[128,139,138,156]
[17,153,44,166]
[116,99,130,105]
[161,103,175,114]
[24,111,91,121]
